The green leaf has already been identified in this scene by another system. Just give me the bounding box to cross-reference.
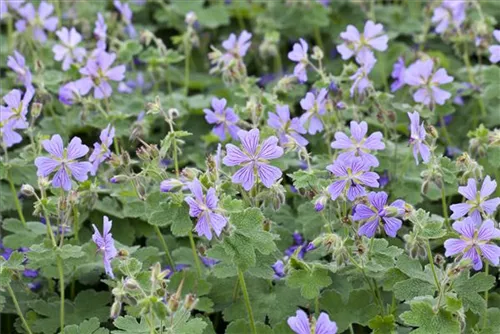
[196,5,230,28]
[400,298,460,333]
[288,170,318,189]
[320,290,379,332]
[480,308,500,334]
[112,316,149,334]
[118,40,143,63]
[486,146,500,168]
[453,271,495,314]
[2,219,46,249]
[368,315,396,334]
[61,317,109,334]
[225,320,273,334]
[393,278,435,301]
[286,266,332,299]
[175,318,207,334]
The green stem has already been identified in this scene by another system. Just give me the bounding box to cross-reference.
[482,263,489,329]
[314,295,320,316]
[57,256,65,333]
[313,27,323,50]
[426,241,441,294]
[7,283,33,334]
[153,226,175,270]
[439,117,452,147]
[72,204,79,242]
[188,230,202,277]
[7,170,26,225]
[237,269,257,334]
[440,185,450,231]
[7,16,13,51]
[184,42,191,97]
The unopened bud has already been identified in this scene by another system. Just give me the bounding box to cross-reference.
[20,184,35,197]
[168,108,180,119]
[311,46,324,60]
[314,195,328,212]
[185,11,197,26]
[434,253,445,266]
[263,219,271,232]
[122,151,130,165]
[124,278,140,290]
[183,293,197,311]
[168,295,180,312]
[31,102,43,119]
[336,101,346,110]
[181,168,198,180]
[110,300,122,319]
[118,249,129,257]
[110,175,128,184]
[427,125,439,139]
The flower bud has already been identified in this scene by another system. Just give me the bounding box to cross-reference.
[31,102,43,119]
[183,293,198,311]
[168,108,180,120]
[20,184,35,197]
[427,125,439,139]
[167,295,180,313]
[311,46,324,60]
[160,178,184,192]
[110,299,122,319]
[434,253,445,266]
[181,168,198,180]
[336,101,346,110]
[122,151,130,165]
[185,11,197,26]
[124,278,140,290]
[110,175,128,184]
[314,195,328,212]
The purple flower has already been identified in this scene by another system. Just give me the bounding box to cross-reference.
[118,72,152,94]
[16,1,58,43]
[7,50,33,88]
[330,121,384,167]
[353,191,405,238]
[450,176,500,221]
[288,38,309,82]
[0,88,34,148]
[337,20,388,62]
[407,111,431,165]
[268,104,308,147]
[288,310,338,334]
[52,27,86,71]
[77,51,126,99]
[94,13,107,42]
[203,98,240,141]
[489,30,500,63]
[89,124,115,176]
[404,59,454,106]
[299,88,328,135]
[223,129,284,191]
[200,255,219,268]
[349,51,376,97]
[163,264,189,279]
[327,157,379,201]
[1,1,24,20]
[444,216,500,271]
[160,178,186,192]
[391,57,406,92]
[432,1,467,34]
[34,135,92,191]
[58,81,87,105]
[185,179,228,240]
[113,0,136,38]
[92,216,118,278]
[272,260,286,279]
[221,30,252,64]
[285,232,310,259]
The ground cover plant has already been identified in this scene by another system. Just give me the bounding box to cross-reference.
[1,0,500,333]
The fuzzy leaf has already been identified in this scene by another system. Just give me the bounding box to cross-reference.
[286,266,332,299]
[400,298,460,333]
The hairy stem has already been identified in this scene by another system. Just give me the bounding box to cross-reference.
[426,241,441,294]
[7,170,26,225]
[153,226,176,270]
[57,256,65,333]
[7,283,33,334]
[188,230,202,277]
[483,263,489,329]
[237,269,257,334]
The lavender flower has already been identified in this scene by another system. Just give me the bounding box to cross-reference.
[34,135,92,191]
[52,27,86,71]
[288,38,309,82]
[16,1,58,43]
[268,104,308,147]
[288,310,338,334]
[330,120,384,167]
[89,124,115,176]
[432,1,467,34]
[489,30,500,63]
[113,0,136,38]
[407,111,431,165]
[185,179,228,240]
[7,50,33,89]
[221,30,252,64]
[58,81,87,105]
[299,88,328,135]
[353,191,405,238]
[200,255,219,268]
[94,13,107,43]
[327,157,379,201]
[0,1,24,20]
[203,97,240,141]
[444,216,500,271]
[349,51,376,97]
[404,59,454,106]
[391,57,406,92]
[450,176,500,221]
[272,260,285,279]
[284,232,310,259]
[77,51,126,99]
[337,20,388,62]
[0,88,34,148]
[223,129,284,191]
[118,72,152,94]
[92,216,118,278]
[160,178,186,192]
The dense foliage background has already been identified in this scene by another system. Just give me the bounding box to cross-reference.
[1,0,500,333]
